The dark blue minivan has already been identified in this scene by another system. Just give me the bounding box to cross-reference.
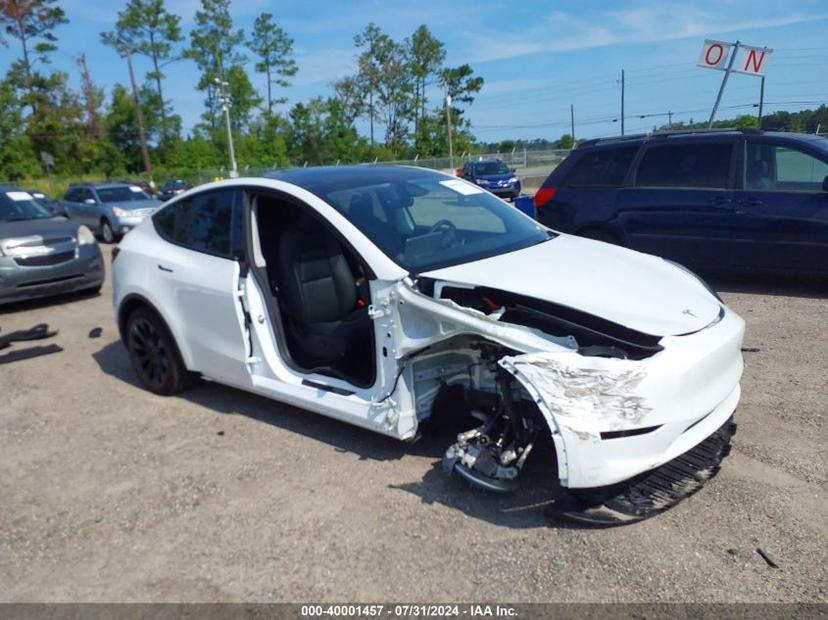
[533,129,828,274]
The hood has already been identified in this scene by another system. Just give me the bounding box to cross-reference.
[476,172,515,182]
[0,216,78,241]
[107,199,162,211]
[421,233,722,336]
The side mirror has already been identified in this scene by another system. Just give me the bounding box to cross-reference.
[822,175,828,192]
[511,168,517,174]
[84,198,96,205]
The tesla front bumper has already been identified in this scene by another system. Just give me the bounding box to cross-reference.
[500,306,745,489]
[0,244,104,305]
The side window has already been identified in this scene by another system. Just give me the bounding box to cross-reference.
[78,188,95,203]
[64,189,79,202]
[746,142,828,191]
[153,189,243,258]
[565,146,638,187]
[635,142,732,189]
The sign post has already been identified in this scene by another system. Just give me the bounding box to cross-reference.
[707,40,740,128]
[698,39,772,127]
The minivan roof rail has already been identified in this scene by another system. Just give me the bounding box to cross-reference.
[577,127,761,148]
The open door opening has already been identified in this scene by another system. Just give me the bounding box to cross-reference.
[251,192,376,388]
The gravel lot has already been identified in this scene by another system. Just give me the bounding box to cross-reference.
[1,246,826,603]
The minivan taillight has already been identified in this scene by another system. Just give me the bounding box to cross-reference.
[533,186,557,208]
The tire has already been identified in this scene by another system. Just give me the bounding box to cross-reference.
[100,219,116,244]
[580,228,621,245]
[124,306,195,395]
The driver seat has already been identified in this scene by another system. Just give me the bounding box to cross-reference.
[276,212,371,372]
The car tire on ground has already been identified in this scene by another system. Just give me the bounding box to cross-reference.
[124,306,196,395]
[100,219,116,244]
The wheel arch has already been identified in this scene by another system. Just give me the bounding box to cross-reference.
[117,293,194,371]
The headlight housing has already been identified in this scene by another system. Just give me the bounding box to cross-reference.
[77,225,96,246]
[508,176,518,184]
[112,206,127,217]
[475,179,489,186]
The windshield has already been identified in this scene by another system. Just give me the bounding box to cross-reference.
[163,180,188,190]
[97,186,150,202]
[319,171,550,272]
[474,161,511,175]
[0,191,53,221]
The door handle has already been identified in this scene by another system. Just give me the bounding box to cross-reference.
[157,264,173,273]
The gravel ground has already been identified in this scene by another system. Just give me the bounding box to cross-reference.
[0,246,825,603]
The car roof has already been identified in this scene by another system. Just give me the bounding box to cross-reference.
[576,128,827,149]
[264,165,444,194]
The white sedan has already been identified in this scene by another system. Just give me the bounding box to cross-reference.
[111,166,744,525]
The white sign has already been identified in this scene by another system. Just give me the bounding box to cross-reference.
[6,191,34,202]
[698,40,772,76]
[440,179,483,196]
[698,40,732,70]
[731,45,773,76]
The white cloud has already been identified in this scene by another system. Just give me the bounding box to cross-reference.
[459,4,828,63]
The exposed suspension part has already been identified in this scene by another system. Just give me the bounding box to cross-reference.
[442,347,540,494]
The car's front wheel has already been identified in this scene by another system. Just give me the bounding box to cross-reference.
[100,219,116,244]
[125,307,195,395]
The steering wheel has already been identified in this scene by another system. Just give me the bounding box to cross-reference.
[427,219,458,247]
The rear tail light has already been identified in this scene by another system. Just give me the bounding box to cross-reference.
[533,186,557,208]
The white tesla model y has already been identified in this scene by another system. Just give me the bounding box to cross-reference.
[112,166,744,525]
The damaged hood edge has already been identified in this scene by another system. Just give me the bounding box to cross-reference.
[420,234,722,337]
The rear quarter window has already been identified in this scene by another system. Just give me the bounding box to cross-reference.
[564,146,639,187]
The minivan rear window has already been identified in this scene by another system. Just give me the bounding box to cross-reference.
[565,146,638,187]
[635,142,732,189]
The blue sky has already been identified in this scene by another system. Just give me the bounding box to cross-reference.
[2,0,828,143]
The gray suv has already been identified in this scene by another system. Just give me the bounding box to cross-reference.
[62,183,162,243]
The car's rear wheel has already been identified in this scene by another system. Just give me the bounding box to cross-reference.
[100,219,115,244]
[125,307,194,395]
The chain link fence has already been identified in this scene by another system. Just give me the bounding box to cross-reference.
[2,149,571,199]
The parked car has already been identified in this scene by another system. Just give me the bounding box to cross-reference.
[0,188,104,305]
[460,159,521,200]
[158,179,192,202]
[25,189,64,216]
[120,179,155,195]
[61,182,163,243]
[533,129,828,274]
[112,166,744,525]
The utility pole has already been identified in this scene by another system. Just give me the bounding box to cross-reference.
[620,69,625,136]
[124,47,153,181]
[215,77,238,178]
[708,40,740,128]
[570,104,575,143]
[445,92,454,170]
[667,110,673,129]
[758,76,765,126]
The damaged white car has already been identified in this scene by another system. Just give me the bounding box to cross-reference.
[112,166,744,525]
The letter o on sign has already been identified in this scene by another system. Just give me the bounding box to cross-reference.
[705,43,724,66]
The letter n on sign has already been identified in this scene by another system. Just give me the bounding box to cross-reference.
[698,40,732,71]
[732,45,773,76]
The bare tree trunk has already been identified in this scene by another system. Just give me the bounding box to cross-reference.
[266,62,272,115]
[17,19,36,114]
[148,31,167,136]
[125,47,153,180]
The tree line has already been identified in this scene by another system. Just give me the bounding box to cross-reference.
[0,0,484,182]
